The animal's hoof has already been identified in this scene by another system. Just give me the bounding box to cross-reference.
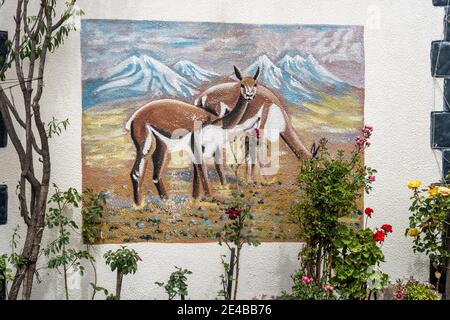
[132,202,146,210]
[260,177,277,186]
[216,184,231,191]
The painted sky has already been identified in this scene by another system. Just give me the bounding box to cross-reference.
[81,20,364,88]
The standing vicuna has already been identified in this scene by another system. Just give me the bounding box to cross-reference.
[125,66,260,206]
[194,82,316,181]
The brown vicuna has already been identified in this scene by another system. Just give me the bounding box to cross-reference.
[125,66,260,206]
[194,82,316,181]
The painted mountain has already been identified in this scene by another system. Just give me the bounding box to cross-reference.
[83,55,206,108]
[278,54,349,92]
[82,53,351,108]
[244,54,316,104]
[172,60,219,87]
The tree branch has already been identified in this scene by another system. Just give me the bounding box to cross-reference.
[0,89,25,161]
[6,87,42,155]
[14,0,27,94]
[50,0,76,32]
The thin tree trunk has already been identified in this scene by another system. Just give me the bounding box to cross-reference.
[63,264,69,300]
[116,272,123,300]
[9,182,48,300]
[316,242,322,282]
[9,227,36,300]
[226,248,235,300]
[88,246,98,300]
[0,0,74,300]
[233,247,241,300]
[0,274,6,300]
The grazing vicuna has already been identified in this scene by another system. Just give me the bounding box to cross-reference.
[126,66,260,205]
[194,82,316,181]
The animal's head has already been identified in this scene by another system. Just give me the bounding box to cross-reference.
[234,66,260,101]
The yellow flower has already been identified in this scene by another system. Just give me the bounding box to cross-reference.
[407,227,420,237]
[407,180,421,190]
[428,186,439,197]
[438,187,450,196]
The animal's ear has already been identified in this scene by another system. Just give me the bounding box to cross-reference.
[234,66,242,81]
[310,142,320,159]
[253,67,260,81]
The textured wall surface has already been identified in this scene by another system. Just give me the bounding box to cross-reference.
[0,0,443,299]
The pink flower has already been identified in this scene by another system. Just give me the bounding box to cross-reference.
[356,125,374,149]
[368,175,376,183]
[395,292,404,301]
[324,284,334,292]
[355,136,369,150]
[301,276,314,284]
[362,125,374,138]
[355,136,367,145]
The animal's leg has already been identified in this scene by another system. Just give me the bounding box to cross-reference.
[192,164,203,199]
[259,138,273,180]
[215,163,227,185]
[192,131,212,197]
[130,125,154,206]
[245,135,257,182]
[197,163,212,197]
[214,148,227,185]
[130,153,148,206]
[152,139,169,199]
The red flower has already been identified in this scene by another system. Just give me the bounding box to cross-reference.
[395,292,404,301]
[373,230,385,243]
[364,207,374,218]
[381,224,393,233]
[226,207,241,220]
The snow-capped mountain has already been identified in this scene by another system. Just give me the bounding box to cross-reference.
[82,52,353,109]
[244,54,315,104]
[94,55,198,103]
[278,54,348,90]
[172,60,219,87]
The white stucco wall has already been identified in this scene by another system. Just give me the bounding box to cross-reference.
[0,0,444,300]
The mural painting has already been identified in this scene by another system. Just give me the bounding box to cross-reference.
[81,20,365,243]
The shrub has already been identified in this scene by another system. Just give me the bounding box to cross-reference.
[406,181,450,291]
[394,278,440,300]
[282,270,335,300]
[288,125,392,300]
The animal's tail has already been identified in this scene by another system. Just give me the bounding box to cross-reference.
[279,107,313,160]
